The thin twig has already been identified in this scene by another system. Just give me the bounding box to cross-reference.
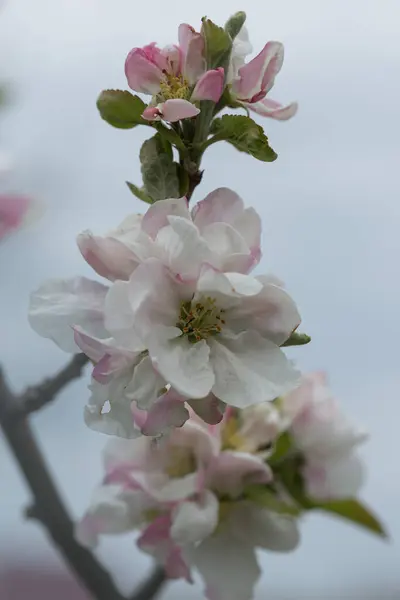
[19,353,89,416]
[0,365,125,600]
[129,566,166,600]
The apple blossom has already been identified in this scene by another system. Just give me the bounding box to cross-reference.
[229,29,298,121]
[76,410,300,600]
[29,188,300,436]
[125,24,225,123]
[281,372,368,500]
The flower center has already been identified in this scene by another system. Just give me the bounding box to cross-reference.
[158,73,191,101]
[177,297,225,343]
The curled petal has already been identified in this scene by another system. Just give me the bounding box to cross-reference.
[179,23,206,85]
[233,41,284,102]
[124,47,163,95]
[77,231,139,281]
[142,106,163,121]
[247,97,298,121]
[192,68,225,103]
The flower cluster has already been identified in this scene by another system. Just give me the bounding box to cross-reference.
[75,374,368,600]
[27,10,384,600]
[29,188,301,438]
[125,20,296,123]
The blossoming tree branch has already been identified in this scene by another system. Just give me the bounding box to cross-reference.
[0,12,386,600]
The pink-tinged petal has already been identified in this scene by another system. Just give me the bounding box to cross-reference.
[140,389,190,437]
[73,326,110,363]
[187,394,224,425]
[233,41,284,102]
[160,99,200,122]
[192,188,244,230]
[142,106,162,121]
[124,47,163,95]
[247,97,298,121]
[207,451,272,498]
[77,231,139,281]
[138,516,193,582]
[142,42,170,71]
[192,68,225,102]
[179,24,206,85]
[141,197,190,239]
[0,194,31,239]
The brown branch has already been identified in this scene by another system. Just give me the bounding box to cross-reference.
[19,353,89,415]
[129,566,166,600]
[0,365,126,600]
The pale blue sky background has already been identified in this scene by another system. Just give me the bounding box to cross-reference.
[0,0,399,598]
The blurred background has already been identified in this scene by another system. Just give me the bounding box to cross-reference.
[0,0,399,598]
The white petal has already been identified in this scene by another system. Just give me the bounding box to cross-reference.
[230,502,300,552]
[75,484,146,548]
[125,355,165,409]
[171,490,219,544]
[156,216,214,278]
[84,378,140,439]
[303,454,365,500]
[210,332,300,407]
[149,336,214,399]
[29,277,108,352]
[104,280,140,350]
[191,526,261,600]
[127,259,182,345]
[195,265,262,311]
[228,275,301,344]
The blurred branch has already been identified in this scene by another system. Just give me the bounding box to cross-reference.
[0,364,125,600]
[129,566,166,600]
[19,353,89,416]
[0,356,167,600]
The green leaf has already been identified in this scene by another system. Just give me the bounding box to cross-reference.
[126,181,153,204]
[315,499,387,538]
[140,134,180,201]
[269,431,293,465]
[209,115,277,162]
[97,90,147,129]
[224,11,246,40]
[245,486,301,517]
[201,18,232,71]
[278,460,387,538]
[282,332,311,347]
[140,134,173,163]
